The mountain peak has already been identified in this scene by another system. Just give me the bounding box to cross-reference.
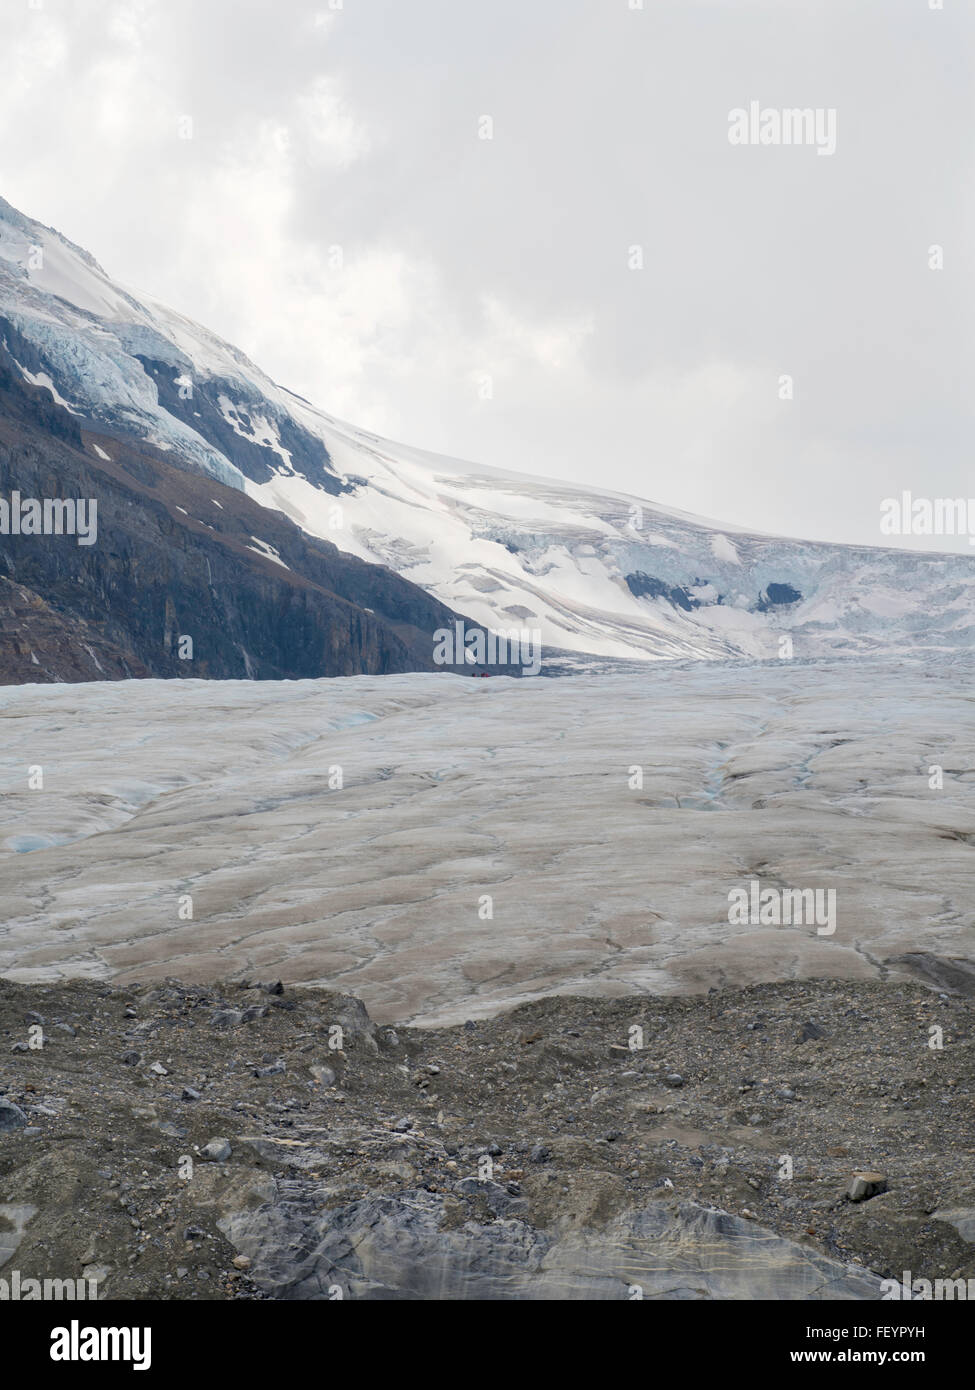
[0,195,972,665]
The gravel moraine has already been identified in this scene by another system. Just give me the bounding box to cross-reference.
[1,972,973,1299]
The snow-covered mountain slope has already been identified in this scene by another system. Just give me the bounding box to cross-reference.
[2,194,973,663]
[250,418,975,662]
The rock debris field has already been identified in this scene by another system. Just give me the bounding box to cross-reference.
[0,974,973,1299]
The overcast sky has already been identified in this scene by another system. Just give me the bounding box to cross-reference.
[0,0,972,548]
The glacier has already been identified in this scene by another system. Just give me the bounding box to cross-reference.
[1,660,972,1026]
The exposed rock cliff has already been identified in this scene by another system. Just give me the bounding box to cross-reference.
[0,354,476,683]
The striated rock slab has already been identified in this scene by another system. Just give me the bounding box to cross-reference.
[220,1195,884,1301]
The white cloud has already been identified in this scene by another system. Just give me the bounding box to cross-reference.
[295,77,372,166]
[0,0,970,549]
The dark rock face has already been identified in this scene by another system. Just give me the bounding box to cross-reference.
[757,582,803,610]
[134,356,346,493]
[625,571,803,616]
[0,354,475,684]
[625,573,700,611]
[0,575,150,682]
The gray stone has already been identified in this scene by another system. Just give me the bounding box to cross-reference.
[0,1202,37,1265]
[453,1178,526,1216]
[933,1208,975,1243]
[211,1010,244,1030]
[846,1172,887,1202]
[0,1099,28,1132]
[201,1138,232,1163]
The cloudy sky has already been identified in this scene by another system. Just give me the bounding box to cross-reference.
[0,0,971,548]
